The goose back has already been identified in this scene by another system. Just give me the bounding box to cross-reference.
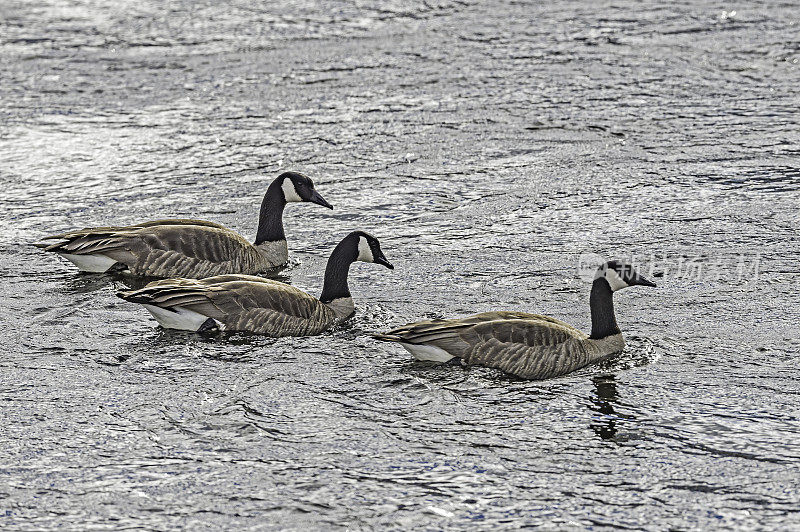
[41,219,228,240]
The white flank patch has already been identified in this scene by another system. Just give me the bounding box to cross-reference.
[604,267,629,292]
[59,252,118,273]
[142,304,218,331]
[356,236,374,262]
[401,342,455,362]
[281,177,303,202]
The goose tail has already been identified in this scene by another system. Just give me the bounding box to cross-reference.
[33,240,69,251]
[373,324,464,362]
[117,283,221,332]
[372,332,403,342]
[116,289,153,305]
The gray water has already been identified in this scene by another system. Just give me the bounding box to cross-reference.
[2,1,800,529]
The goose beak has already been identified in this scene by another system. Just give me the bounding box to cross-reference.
[374,254,394,270]
[308,190,333,209]
[634,275,656,287]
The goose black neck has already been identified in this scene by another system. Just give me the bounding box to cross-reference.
[589,278,620,340]
[319,239,356,303]
[254,181,287,245]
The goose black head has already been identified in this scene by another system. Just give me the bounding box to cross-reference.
[596,260,656,292]
[350,231,393,269]
[279,171,333,209]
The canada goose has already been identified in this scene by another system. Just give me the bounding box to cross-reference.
[35,171,332,278]
[117,231,394,336]
[374,261,655,380]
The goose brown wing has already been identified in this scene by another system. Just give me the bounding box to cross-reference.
[458,319,591,379]
[119,276,335,336]
[378,312,582,343]
[120,225,254,264]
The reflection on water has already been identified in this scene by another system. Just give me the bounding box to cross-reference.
[704,166,800,193]
[589,375,636,441]
[60,271,122,294]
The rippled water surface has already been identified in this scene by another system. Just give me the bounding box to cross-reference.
[2,1,800,529]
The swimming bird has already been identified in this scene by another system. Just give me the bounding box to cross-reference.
[35,171,332,278]
[117,231,394,336]
[374,261,655,380]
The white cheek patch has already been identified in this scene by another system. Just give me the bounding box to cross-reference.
[357,236,374,263]
[604,268,629,292]
[281,178,303,202]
